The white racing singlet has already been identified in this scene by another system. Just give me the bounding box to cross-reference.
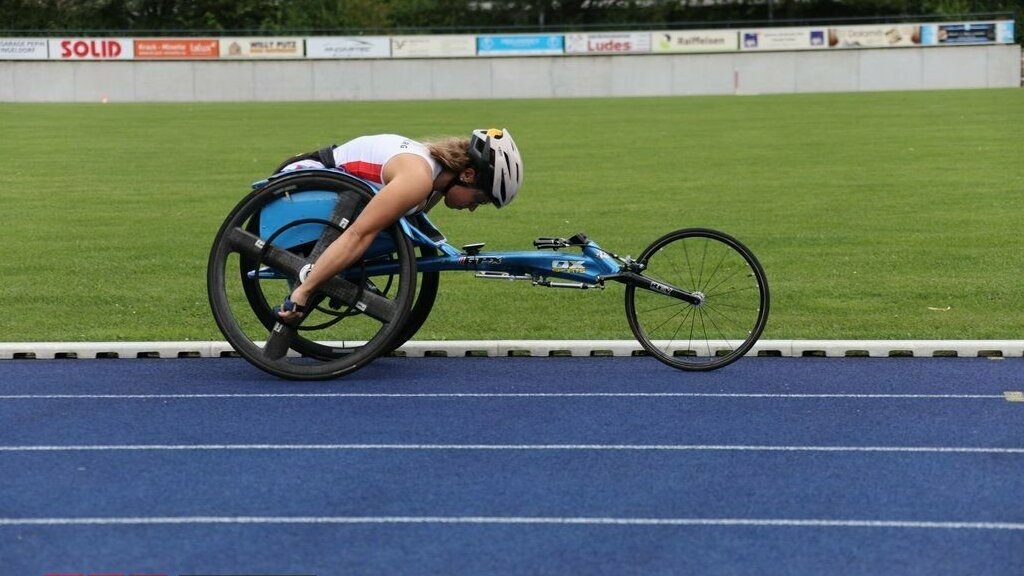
[280,134,444,214]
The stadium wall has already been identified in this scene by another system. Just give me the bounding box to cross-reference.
[0,44,1019,102]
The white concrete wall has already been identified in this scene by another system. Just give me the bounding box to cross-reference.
[0,44,1019,102]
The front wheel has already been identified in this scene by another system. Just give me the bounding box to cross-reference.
[625,228,769,371]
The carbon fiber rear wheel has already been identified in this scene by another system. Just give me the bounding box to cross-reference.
[207,172,416,380]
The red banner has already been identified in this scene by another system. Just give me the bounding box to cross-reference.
[51,38,133,60]
[134,39,219,59]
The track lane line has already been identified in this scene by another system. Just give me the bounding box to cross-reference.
[0,515,1021,530]
[0,392,1011,400]
[1,443,1021,453]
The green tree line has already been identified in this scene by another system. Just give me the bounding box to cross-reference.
[1,0,1020,35]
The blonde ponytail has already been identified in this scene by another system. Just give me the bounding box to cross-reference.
[423,136,471,172]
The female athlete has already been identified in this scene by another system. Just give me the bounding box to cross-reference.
[274,128,524,324]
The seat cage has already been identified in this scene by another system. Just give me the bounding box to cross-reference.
[253,168,460,258]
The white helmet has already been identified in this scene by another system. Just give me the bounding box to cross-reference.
[469,128,523,208]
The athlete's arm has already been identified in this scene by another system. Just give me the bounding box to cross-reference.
[283,153,434,310]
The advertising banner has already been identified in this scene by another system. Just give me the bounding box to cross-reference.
[219,37,303,59]
[306,36,390,59]
[134,39,219,59]
[740,28,827,51]
[565,32,650,54]
[997,21,1017,43]
[476,34,564,56]
[391,35,476,58]
[920,21,1015,45]
[0,38,48,60]
[50,38,134,60]
[652,30,738,53]
[827,25,921,48]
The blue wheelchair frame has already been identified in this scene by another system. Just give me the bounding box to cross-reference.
[252,168,696,301]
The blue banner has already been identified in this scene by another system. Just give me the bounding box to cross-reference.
[921,22,1014,45]
[477,34,564,56]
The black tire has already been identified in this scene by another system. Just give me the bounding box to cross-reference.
[207,171,416,380]
[625,228,769,371]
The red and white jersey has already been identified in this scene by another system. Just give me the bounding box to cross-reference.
[280,134,442,187]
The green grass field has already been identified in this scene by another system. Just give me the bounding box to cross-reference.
[1,88,1021,342]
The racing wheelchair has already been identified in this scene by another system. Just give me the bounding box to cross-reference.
[207,169,770,380]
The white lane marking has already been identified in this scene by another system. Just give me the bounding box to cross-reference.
[1,444,1021,454]
[0,392,1008,400]
[0,515,1020,530]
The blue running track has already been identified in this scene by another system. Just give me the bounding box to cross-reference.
[1,356,1022,575]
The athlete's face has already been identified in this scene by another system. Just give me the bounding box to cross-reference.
[445,185,490,211]
[444,169,491,211]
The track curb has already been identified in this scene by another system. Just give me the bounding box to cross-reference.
[1,340,1022,360]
